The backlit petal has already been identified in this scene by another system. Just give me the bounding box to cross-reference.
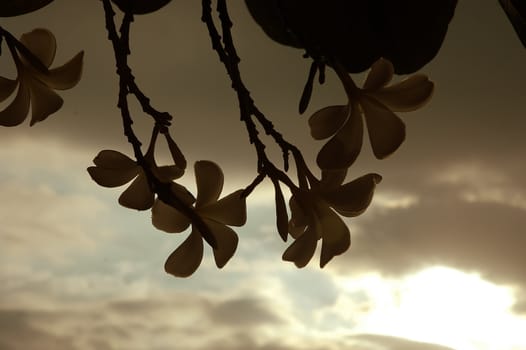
[324,173,382,217]
[317,204,350,267]
[28,79,63,126]
[170,183,196,206]
[274,181,289,241]
[20,28,56,68]
[118,172,154,210]
[308,105,348,140]
[164,230,203,277]
[289,195,310,229]
[151,199,191,233]
[363,58,394,90]
[87,167,138,188]
[361,96,405,159]
[316,102,363,170]
[194,160,223,207]
[371,75,434,112]
[198,190,246,226]
[0,80,29,126]
[36,51,84,90]
[93,150,137,170]
[282,227,317,268]
[319,169,348,190]
[155,165,184,182]
[0,77,17,103]
[205,219,238,268]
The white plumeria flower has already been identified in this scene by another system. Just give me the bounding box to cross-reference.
[87,145,184,211]
[309,58,434,170]
[0,28,83,126]
[152,161,247,277]
[282,171,381,268]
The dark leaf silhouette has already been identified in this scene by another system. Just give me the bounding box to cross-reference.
[0,0,54,17]
[499,0,526,47]
[245,0,458,74]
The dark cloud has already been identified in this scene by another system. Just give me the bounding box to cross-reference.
[333,163,526,292]
[208,297,284,327]
[349,334,454,350]
[0,309,76,350]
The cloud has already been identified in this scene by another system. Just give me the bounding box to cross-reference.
[0,309,76,350]
[208,297,284,327]
[332,160,526,293]
[348,334,455,350]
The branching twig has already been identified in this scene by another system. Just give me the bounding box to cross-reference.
[101,0,217,248]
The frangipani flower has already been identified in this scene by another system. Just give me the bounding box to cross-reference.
[0,28,83,126]
[310,58,433,170]
[87,146,183,210]
[152,161,247,277]
[282,171,381,268]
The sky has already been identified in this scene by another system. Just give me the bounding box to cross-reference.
[1,1,526,349]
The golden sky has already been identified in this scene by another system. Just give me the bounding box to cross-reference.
[1,1,526,349]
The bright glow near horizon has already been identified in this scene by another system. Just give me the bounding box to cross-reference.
[339,266,526,350]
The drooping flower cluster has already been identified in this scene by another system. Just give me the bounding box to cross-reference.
[0,28,83,126]
[279,170,381,268]
[152,161,247,277]
[87,147,184,210]
[310,58,434,170]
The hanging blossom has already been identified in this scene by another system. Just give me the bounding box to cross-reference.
[87,142,184,210]
[281,170,381,268]
[0,28,83,126]
[152,160,247,277]
[309,58,434,170]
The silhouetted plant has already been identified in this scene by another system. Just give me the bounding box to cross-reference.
[1,0,525,276]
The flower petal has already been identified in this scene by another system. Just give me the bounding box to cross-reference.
[289,195,310,229]
[282,227,317,268]
[87,167,138,188]
[151,199,191,233]
[118,172,154,210]
[317,204,350,267]
[198,190,246,226]
[194,160,223,207]
[155,165,184,182]
[164,230,203,277]
[324,173,382,217]
[0,77,17,103]
[316,102,363,170]
[0,80,29,127]
[28,78,63,126]
[274,181,289,241]
[20,28,56,68]
[320,169,348,190]
[93,150,137,170]
[363,58,394,90]
[170,183,196,206]
[36,51,84,90]
[205,219,238,268]
[308,105,348,140]
[371,74,434,112]
[165,132,187,170]
[361,96,405,159]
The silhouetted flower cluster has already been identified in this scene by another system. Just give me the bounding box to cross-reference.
[0,0,448,276]
[0,28,83,126]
